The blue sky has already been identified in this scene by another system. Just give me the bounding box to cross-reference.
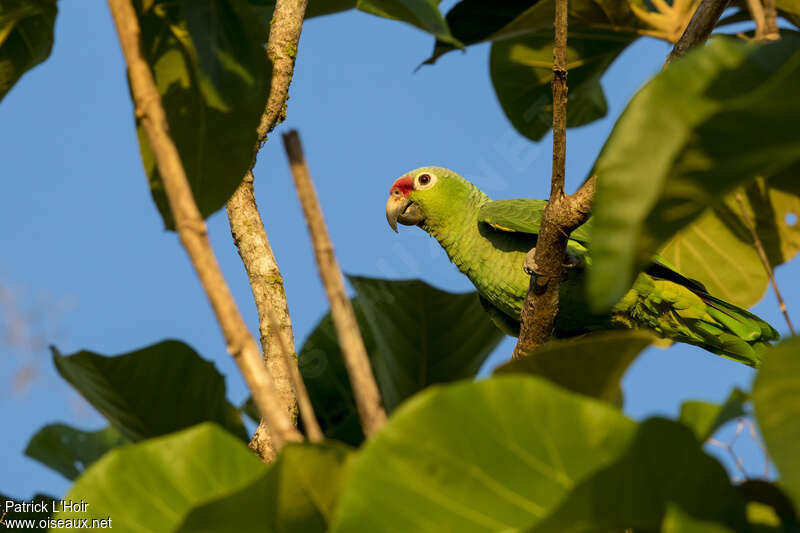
[1,1,795,498]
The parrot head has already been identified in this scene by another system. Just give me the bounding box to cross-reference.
[385,166,474,232]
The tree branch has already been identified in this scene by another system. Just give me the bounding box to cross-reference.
[107,0,302,458]
[762,0,780,40]
[744,0,768,40]
[225,0,308,460]
[264,303,324,442]
[515,0,730,358]
[666,0,729,64]
[258,0,306,143]
[513,0,599,359]
[227,176,299,458]
[282,130,387,436]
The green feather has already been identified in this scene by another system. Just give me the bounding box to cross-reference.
[396,167,779,367]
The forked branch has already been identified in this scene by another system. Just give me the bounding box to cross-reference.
[226,0,308,459]
[513,0,598,359]
[107,0,302,457]
[515,0,729,358]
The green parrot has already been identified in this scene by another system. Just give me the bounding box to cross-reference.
[385,166,779,367]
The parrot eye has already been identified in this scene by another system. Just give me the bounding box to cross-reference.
[415,172,437,190]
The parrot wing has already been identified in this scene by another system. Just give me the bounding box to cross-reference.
[476,201,778,366]
[478,198,709,292]
[477,198,593,243]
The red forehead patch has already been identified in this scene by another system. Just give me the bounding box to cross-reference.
[390,175,413,196]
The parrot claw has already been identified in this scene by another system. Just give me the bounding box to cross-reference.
[523,248,538,275]
[523,247,581,276]
[564,249,580,268]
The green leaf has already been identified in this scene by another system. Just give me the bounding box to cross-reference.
[494,330,653,405]
[490,28,632,142]
[659,178,800,309]
[529,418,748,533]
[24,424,128,481]
[299,299,374,446]
[306,0,357,18]
[133,0,271,229]
[422,0,533,65]
[662,505,736,533]
[678,387,748,442]
[305,0,458,44]
[349,276,504,411]
[357,0,459,46]
[300,277,503,445]
[176,442,353,532]
[752,336,800,507]
[52,340,248,442]
[53,423,265,532]
[737,480,799,530]
[330,375,637,532]
[588,36,800,310]
[0,0,56,102]
[0,493,56,527]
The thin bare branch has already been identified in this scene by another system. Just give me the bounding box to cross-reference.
[106,0,302,458]
[258,0,307,142]
[735,193,795,334]
[282,130,387,436]
[264,304,324,442]
[665,0,730,64]
[226,0,308,459]
[745,0,768,39]
[228,176,298,458]
[514,0,599,359]
[763,0,780,40]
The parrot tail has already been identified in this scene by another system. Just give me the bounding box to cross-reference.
[689,293,779,367]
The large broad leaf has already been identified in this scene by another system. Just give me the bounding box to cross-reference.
[588,36,800,310]
[495,330,653,405]
[678,387,748,442]
[299,299,374,446]
[752,336,800,508]
[52,424,265,532]
[659,177,800,309]
[528,418,748,532]
[661,506,736,533]
[133,0,271,229]
[305,0,458,45]
[488,0,694,43]
[330,375,637,532]
[490,28,633,142]
[357,0,459,46]
[0,0,56,102]
[349,276,503,411]
[300,276,503,446]
[24,424,128,481]
[422,0,535,64]
[737,480,799,531]
[176,442,353,532]
[52,340,247,442]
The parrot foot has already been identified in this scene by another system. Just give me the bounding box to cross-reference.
[523,248,538,275]
[523,247,581,276]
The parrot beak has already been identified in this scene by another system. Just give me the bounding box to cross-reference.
[386,193,423,232]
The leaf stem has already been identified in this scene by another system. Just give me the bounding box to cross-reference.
[106,0,302,456]
[735,193,795,335]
